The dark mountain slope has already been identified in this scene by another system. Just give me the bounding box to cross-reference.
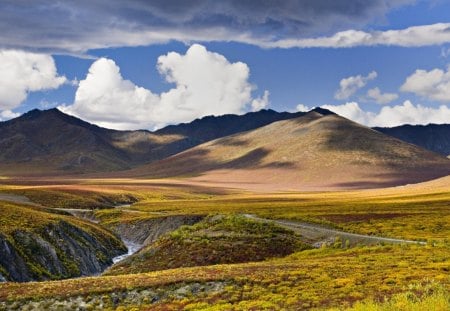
[0,108,132,173]
[156,109,310,143]
[374,124,450,157]
[0,108,316,174]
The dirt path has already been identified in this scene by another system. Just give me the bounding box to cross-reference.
[244,214,426,247]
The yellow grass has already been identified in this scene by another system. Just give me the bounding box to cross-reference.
[0,175,449,309]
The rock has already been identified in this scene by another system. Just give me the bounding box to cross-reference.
[112,215,203,246]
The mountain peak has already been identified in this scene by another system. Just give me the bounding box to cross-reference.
[5,108,108,133]
[20,108,62,119]
[310,107,335,116]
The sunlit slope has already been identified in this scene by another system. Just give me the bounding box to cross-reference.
[128,111,450,190]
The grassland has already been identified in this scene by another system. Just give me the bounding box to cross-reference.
[0,244,448,310]
[0,176,449,309]
[111,179,450,242]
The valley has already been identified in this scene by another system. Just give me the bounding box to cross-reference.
[3,2,450,309]
[0,174,449,310]
[0,109,449,310]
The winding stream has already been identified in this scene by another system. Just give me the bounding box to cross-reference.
[112,240,142,263]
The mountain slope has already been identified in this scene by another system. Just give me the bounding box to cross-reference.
[374,124,450,157]
[128,111,450,191]
[154,109,330,148]
[0,108,310,175]
[0,201,125,282]
[0,108,131,173]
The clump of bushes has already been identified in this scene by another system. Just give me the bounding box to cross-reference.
[106,214,311,275]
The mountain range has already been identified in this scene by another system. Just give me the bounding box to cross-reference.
[375,124,450,157]
[127,110,450,190]
[1,108,449,190]
[0,108,316,174]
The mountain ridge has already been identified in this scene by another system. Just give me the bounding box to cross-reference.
[124,110,450,191]
[375,124,450,157]
[1,107,449,189]
[0,108,313,174]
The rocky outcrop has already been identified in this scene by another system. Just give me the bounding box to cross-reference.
[0,220,126,282]
[0,234,30,282]
[111,215,204,246]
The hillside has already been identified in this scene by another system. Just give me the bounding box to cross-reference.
[375,124,450,157]
[0,200,125,282]
[0,108,308,175]
[0,108,181,174]
[128,111,450,191]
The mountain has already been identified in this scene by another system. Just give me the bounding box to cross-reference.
[155,108,332,146]
[0,108,308,175]
[127,111,450,191]
[374,124,450,157]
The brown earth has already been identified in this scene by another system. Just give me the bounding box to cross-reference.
[120,111,450,191]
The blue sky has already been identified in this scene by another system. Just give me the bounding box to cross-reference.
[1,0,450,129]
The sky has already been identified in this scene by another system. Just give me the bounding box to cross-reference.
[1,0,450,130]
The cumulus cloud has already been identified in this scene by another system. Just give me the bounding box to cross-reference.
[59,44,267,130]
[335,71,377,100]
[298,101,450,127]
[296,104,310,112]
[0,110,20,121]
[366,87,398,104]
[400,66,450,102]
[251,90,270,111]
[0,50,66,115]
[0,0,425,53]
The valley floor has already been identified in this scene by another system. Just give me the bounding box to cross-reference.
[0,175,449,310]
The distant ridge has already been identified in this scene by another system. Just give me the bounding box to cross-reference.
[154,109,320,150]
[374,124,450,157]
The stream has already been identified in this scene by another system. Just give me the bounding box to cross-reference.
[112,240,142,263]
[111,204,142,263]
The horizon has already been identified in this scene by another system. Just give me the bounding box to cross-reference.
[1,105,447,132]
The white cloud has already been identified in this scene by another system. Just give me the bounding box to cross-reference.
[251,90,270,111]
[0,50,66,115]
[322,102,376,125]
[366,87,398,104]
[296,104,309,112]
[400,66,450,102]
[335,71,377,100]
[266,23,450,49]
[0,110,20,121]
[298,101,450,127]
[59,44,262,130]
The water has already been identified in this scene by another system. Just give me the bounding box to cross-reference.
[112,240,142,263]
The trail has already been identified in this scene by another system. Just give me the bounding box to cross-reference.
[244,214,426,247]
